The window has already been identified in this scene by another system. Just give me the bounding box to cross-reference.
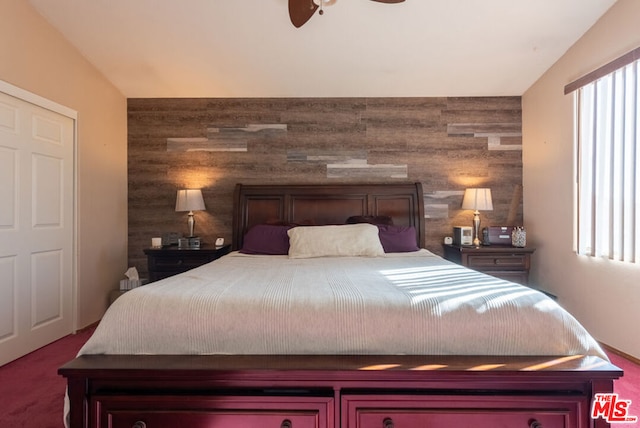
[569,48,640,262]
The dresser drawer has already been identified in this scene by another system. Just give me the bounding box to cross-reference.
[465,253,529,269]
[144,245,231,282]
[148,252,214,271]
[107,411,320,428]
[355,410,568,428]
[442,244,535,286]
[95,395,333,428]
[343,395,582,428]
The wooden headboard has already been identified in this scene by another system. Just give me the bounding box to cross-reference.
[232,183,425,250]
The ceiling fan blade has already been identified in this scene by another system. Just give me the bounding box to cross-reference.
[289,0,319,28]
[369,0,405,3]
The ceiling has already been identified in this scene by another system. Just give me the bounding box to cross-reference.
[28,0,617,98]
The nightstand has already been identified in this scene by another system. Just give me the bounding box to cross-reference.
[442,244,535,285]
[144,244,231,282]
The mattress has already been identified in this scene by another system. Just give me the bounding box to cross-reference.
[78,250,607,359]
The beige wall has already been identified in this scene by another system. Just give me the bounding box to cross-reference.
[523,0,640,358]
[0,0,128,329]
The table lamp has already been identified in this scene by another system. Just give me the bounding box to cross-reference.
[462,188,493,247]
[175,189,206,237]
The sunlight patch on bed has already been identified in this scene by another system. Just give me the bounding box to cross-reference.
[380,265,468,282]
[475,289,540,313]
[533,298,560,312]
[410,283,522,300]
[380,264,541,314]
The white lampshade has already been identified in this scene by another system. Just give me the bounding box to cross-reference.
[175,189,206,212]
[462,188,493,211]
[175,189,206,238]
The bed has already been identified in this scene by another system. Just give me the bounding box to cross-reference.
[60,182,621,428]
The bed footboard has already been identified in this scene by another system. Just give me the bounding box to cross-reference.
[59,354,621,428]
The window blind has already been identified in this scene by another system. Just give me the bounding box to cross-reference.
[575,59,640,262]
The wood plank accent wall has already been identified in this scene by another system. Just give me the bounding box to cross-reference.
[128,97,523,278]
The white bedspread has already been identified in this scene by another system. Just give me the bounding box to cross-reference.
[79,250,606,359]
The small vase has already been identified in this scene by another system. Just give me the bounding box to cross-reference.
[512,227,526,247]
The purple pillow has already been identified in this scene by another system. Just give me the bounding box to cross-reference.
[377,225,419,253]
[240,224,292,255]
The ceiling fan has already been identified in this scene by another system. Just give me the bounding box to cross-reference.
[289,0,405,28]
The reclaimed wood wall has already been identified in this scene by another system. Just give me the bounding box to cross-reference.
[128,97,523,278]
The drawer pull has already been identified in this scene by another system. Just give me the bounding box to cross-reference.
[528,419,542,428]
[132,422,147,428]
[383,417,394,428]
[281,419,292,428]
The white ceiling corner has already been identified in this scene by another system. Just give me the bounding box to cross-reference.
[28,0,618,98]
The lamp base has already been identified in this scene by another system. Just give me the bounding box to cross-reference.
[187,211,196,237]
[472,210,481,247]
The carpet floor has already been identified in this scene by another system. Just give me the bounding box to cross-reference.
[606,352,640,427]
[0,327,94,428]
[0,328,638,427]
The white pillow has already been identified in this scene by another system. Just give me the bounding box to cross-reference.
[288,223,385,258]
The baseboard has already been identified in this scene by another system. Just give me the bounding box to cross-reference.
[600,342,640,366]
[77,321,100,333]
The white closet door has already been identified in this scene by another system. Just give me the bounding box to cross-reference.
[0,88,75,366]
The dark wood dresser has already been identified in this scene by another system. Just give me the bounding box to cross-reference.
[442,244,535,285]
[143,244,231,282]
